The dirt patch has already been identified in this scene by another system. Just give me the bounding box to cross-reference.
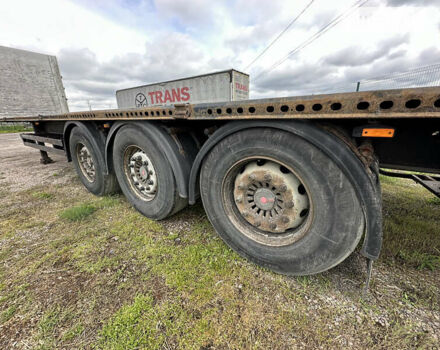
[0,133,76,192]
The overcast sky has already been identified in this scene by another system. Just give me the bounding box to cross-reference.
[1,0,439,111]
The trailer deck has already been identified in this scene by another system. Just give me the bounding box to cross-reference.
[2,87,440,122]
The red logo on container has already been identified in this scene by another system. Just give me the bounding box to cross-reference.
[235,83,248,92]
[148,87,190,105]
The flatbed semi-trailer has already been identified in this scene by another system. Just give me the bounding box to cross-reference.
[2,86,440,282]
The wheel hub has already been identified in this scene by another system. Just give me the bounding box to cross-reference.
[234,161,309,233]
[127,149,157,200]
[254,188,276,210]
[77,144,95,182]
[139,166,149,180]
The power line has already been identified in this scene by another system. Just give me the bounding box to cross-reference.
[253,0,370,82]
[244,0,315,71]
[254,0,369,81]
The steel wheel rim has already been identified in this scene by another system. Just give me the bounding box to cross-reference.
[76,143,96,183]
[221,157,313,247]
[123,145,157,201]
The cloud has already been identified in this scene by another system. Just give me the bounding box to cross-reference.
[4,0,438,110]
[57,32,216,109]
[385,0,440,7]
[254,62,335,94]
[154,0,223,29]
[252,43,440,97]
[225,22,285,53]
[58,48,96,78]
[324,34,409,67]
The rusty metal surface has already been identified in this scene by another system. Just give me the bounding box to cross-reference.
[2,87,440,122]
[233,161,309,235]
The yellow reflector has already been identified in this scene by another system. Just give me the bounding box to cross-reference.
[362,128,394,138]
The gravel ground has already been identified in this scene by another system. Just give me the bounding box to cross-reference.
[0,133,76,192]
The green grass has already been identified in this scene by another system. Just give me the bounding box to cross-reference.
[59,203,97,221]
[0,124,32,134]
[62,323,84,341]
[0,173,439,349]
[380,175,440,270]
[36,307,61,349]
[1,305,17,323]
[58,197,119,222]
[39,308,60,338]
[100,294,178,350]
[32,191,54,200]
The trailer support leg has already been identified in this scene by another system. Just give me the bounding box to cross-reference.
[38,142,54,164]
[363,258,374,295]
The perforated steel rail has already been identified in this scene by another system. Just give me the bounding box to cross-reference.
[2,87,440,122]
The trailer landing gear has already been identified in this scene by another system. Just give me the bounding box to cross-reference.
[363,258,374,295]
[38,144,54,165]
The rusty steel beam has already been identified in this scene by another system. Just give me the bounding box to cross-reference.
[2,87,440,122]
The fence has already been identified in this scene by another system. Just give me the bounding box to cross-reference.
[289,63,440,96]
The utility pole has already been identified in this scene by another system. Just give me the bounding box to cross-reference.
[356,81,360,92]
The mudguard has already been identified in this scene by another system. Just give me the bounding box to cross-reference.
[105,121,193,199]
[63,121,106,168]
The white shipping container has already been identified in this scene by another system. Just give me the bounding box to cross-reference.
[116,69,249,108]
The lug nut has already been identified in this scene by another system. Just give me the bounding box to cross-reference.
[235,195,243,203]
[139,186,145,191]
[248,174,256,181]
[148,180,154,185]
[279,184,287,192]
[237,182,246,190]
[129,164,134,168]
[281,216,289,224]
[286,200,294,208]
[269,223,277,230]
[146,186,151,191]
[143,161,149,166]
[263,173,272,181]
[134,181,139,185]
[137,155,142,161]
[149,170,154,175]
[242,211,249,217]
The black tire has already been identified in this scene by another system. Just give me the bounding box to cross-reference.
[112,125,186,220]
[200,128,365,275]
[69,127,119,196]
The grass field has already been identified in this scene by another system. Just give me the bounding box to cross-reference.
[0,171,439,349]
[0,125,33,134]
